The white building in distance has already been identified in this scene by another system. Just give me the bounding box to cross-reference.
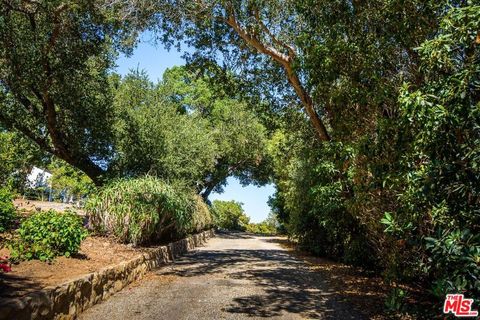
[26,166,52,189]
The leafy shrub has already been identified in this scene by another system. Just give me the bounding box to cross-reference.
[425,229,480,299]
[188,195,213,234]
[211,200,250,231]
[246,222,277,235]
[86,177,212,245]
[246,213,279,235]
[393,4,480,303]
[0,187,16,232]
[9,210,87,262]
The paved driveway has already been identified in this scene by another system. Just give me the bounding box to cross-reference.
[79,232,363,319]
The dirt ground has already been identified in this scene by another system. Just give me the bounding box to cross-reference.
[0,236,142,298]
[13,199,85,215]
[0,201,141,299]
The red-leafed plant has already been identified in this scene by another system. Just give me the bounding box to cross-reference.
[0,255,11,272]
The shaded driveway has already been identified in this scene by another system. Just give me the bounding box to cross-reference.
[80,232,365,319]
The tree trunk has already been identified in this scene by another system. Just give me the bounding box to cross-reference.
[225,13,331,142]
[201,184,215,202]
[284,65,331,141]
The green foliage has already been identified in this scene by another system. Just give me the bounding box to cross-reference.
[48,159,95,200]
[110,67,270,197]
[190,195,213,234]
[111,70,217,185]
[203,97,269,196]
[246,223,277,235]
[211,200,250,231]
[380,212,413,237]
[0,2,272,190]
[86,176,212,245]
[0,187,16,232]
[425,230,480,298]
[9,210,87,262]
[269,135,376,268]
[394,2,480,300]
[246,212,279,235]
[0,0,477,311]
[385,288,407,312]
[266,0,479,308]
[0,1,125,184]
[135,0,302,112]
[160,67,271,196]
[0,130,47,191]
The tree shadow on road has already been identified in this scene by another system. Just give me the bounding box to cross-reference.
[158,234,385,319]
[225,264,359,319]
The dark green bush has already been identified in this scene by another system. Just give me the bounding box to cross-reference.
[425,229,480,299]
[0,187,16,232]
[86,177,212,245]
[270,2,480,309]
[211,200,250,231]
[271,140,377,268]
[246,222,277,235]
[9,210,87,262]
[393,4,480,301]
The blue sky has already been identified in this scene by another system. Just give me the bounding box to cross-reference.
[115,36,275,223]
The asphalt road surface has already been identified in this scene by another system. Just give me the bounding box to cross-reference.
[79,232,363,320]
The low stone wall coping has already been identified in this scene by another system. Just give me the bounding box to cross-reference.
[0,229,215,320]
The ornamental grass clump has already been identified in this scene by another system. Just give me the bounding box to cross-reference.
[189,195,213,234]
[86,176,212,245]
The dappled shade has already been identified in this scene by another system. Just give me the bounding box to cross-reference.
[155,233,382,319]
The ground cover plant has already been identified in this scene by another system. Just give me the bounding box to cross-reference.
[9,210,87,262]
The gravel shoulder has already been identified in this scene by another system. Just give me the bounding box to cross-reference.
[79,232,378,320]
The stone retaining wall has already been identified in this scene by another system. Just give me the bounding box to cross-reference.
[0,229,215,320]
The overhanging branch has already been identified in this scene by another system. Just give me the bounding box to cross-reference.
[224,8,331,141]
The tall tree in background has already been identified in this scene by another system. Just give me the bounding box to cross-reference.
[158,67,270,200]
[110,70,218,185]
[211,199,250,231]
[110,67,269,199]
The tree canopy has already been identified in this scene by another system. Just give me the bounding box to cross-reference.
[0,0,123,184]
[108,66,269,195]
[211,199,250,231]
